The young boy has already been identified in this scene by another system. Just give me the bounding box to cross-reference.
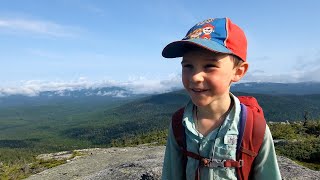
[161,18,281,180]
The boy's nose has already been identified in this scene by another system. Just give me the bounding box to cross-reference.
[191,72,204,83]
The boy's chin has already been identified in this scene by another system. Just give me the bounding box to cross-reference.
[190,99,211,107]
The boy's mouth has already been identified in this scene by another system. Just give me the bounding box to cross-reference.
[191,88,209,93]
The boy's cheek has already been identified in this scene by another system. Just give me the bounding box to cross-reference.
[182,79,189,90]
[181,73,188,85]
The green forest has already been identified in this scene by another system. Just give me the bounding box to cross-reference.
[1,90,320,179]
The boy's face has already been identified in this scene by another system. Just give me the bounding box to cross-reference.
[181,49,240,107]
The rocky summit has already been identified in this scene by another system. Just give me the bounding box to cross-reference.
[25,145,320,180]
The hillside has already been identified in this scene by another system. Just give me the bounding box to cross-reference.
[1,90,320,160]
[60,91,320,147]
[1,85,320,179]
[24,146,320,180]
[2,121,319,179]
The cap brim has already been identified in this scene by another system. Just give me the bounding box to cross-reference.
[162,38,232,58]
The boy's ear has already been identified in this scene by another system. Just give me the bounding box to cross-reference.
[232,62,249,82]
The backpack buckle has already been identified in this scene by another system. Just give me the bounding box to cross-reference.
[239,160,244,167]
[201,158,225,168]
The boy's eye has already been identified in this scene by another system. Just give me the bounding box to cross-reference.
[204,64,217,68]
[182,64,193,68]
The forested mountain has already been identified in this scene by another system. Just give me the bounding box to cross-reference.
[62,90,320,145]
[1,83,320,167]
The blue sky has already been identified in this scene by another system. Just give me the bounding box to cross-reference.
[1,0,320,95]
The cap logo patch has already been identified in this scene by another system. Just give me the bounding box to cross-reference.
[185,23,215,40]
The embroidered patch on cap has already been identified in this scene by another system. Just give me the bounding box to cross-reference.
[224,134,238,145]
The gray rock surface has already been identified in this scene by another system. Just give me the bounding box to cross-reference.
[25,145,320,180]
[277,156,320,180]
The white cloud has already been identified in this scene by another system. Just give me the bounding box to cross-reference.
[97,90,128,98]
[122,73,182,94]
[1,69,319,97]
[0,74,183,97]
[0,18,79,37]
[293,49,320,71]
[0,78,92,96]
[243,67,320,83]
[296,67,320,82]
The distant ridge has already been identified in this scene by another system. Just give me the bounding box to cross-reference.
[231,82,320,95]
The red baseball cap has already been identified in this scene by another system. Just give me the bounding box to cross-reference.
[162,18,247,61]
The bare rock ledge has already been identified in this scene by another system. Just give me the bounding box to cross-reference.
[25,145,320,180]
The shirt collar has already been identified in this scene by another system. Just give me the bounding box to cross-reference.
[182,92,241,139]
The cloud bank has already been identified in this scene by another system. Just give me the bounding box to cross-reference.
[1,68,320,97]
[0,75,183,97]
[244,66,320,83]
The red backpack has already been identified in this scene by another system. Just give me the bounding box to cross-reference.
[171,96,266,180]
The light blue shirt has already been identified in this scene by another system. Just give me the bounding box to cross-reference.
[161,93,282,180]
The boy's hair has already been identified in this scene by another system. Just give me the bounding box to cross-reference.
[162,18,248,63]
[181,44,244,68]
[231,55,244,68]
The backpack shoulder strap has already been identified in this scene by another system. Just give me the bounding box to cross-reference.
[172,108,186,148]
[171,108,187,179]
[237,96,267,180]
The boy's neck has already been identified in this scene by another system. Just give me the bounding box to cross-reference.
[197,93,233,122]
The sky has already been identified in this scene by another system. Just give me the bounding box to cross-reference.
[1,0,320,95]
